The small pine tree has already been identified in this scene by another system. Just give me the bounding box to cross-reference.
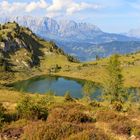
[102,54,125,104]
[83,81,95,102]
[96,55,100,61]
[64,91,73,101]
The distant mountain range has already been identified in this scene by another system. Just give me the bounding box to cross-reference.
[1,16,140,61]
[57,41,140,61]
[126,28,140,38]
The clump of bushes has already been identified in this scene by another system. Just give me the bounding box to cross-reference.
[48,104,94,124]
[111,121,132,136]
[50,102,87,112]
[0,119,29,140]
[38,93,55,106]
[16,95,48,120]
[95,110,138,137]
[47,107,66,122]
[2,127,23,139]
[49,64,61,73]
[22,120,111,140]
[68,129,110,140]
[64,92,74,102]
[0,103,6,128]
[131,126,140,138]
[65,109,95,123]
[67,54,79,63]
[111,101,123,111]
[22,121,83,140]
[95,110,128,123]
[95,110,117,122]
[0,103,5,117]
[89,101,101,108]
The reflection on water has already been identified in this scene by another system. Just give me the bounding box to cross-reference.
[11,75,101,99]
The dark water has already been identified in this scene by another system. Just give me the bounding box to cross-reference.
[11,75,101,99]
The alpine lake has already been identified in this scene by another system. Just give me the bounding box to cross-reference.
[9,75,101,99]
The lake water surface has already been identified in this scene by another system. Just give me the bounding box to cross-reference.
[12,75,101,99]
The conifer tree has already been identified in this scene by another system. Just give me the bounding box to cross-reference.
[103,54,125,103]
[83,81,95,101]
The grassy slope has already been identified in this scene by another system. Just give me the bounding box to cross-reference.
[52,52,140,88]
[0,88,140,140]
[1,48,139,87]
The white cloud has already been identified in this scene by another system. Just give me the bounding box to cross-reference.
[46,0,102,17]
[66,2,102,15]
[25,0,48,12]
[47,0,101,14]
[0,0,48,15]
[0,0,26,13]
[0,0,102,17]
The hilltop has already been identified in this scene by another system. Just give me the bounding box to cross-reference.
[0,22,69,71]
[0,22,77,84]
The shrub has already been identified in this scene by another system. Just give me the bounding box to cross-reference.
[38,94,55,106]
[65,109,95,123]
[95,110,117,122]
[22,121,111,140]
[49,103,87,113]
[83,81,95,102]
[4,112,17,123]
[16,96,32,119]
[0,103,6,128]
[16,96,48,120]
[0,103,6,118]
[95,110,128,123]
[67,129,110,140]
[47,107,67,122]
[2,127,23,139]
[0,34,2,42]
[64,92,74,102]
[22,121,83,140]
[131,126,140,138]
[29,104,48,120]
[49,64,61,73]
[67,55,79,63]
[48,106,94,124]
[89,101,101,108]
[111,101,123,111]
[111,121,132,136]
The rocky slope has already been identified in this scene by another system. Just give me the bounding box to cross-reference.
[0,22,69,72]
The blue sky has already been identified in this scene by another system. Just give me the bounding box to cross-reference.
[0,0,140,33]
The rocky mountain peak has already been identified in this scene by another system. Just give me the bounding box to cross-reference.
[0,16,102,40]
